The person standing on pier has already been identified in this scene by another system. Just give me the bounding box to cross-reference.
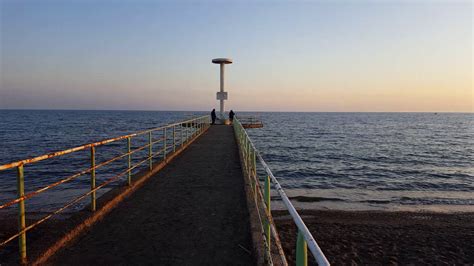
[211,109,216,125]
[229,110,235,124]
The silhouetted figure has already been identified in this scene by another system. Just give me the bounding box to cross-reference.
[211,109,216,125]
[229,110,235,124]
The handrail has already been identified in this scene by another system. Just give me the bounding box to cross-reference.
[0,116,206,171]
[233,118,330,266]
[0,115,210,264]
[0,137,164,210]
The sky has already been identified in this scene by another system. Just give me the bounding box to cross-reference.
[0,0,472,112]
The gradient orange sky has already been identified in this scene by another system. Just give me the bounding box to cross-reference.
[1,1,472,112]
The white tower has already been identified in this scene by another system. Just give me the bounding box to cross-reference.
[212,58,233,121]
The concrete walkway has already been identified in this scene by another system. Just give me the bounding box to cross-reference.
[47,126,254,265]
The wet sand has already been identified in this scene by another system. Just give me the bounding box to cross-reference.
[273,209,474,265]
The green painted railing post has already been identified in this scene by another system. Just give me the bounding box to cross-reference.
[244,131,247,162]
[16,165,27,264]
[296,230,308,266]
[243,137,247,169]
[245,136,248,157]
[127,137,131,186]
[186,123,189,142]
[173,125,176,153]
[181,124,184,147]
[249,145,252,176]
[253,149,257,177]
[164,128,167,160]
[90,146,96,211]
[264,175,271,249]
[148,131,153,170]
[247,141,251,175]
[254,150,258,177]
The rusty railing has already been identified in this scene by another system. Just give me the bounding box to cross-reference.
[0,115,210,264]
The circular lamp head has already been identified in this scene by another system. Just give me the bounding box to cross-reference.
[212,58,233,64]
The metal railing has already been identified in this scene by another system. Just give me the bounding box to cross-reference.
[233,118,330,266]
[0,115,210,264]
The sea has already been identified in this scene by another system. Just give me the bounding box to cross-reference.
[0,110,473,215]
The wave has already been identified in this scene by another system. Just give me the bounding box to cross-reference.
[289,196,345,202]
[283,195,474,206]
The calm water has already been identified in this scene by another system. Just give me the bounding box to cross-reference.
[0,110,473,214]
[249,112,474,212]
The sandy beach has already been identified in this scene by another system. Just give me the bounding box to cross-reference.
[273,209,474,265]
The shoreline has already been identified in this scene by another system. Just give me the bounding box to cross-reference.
[269,188,474,214]
[273,209,474,265]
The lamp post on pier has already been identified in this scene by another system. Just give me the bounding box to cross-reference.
[212,58,233,123]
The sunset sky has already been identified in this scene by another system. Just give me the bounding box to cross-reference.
[1,0,472,112]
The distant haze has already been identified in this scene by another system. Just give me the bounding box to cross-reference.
[1,1,472,112]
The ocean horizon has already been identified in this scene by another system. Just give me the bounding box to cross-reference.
[1,108,472,113]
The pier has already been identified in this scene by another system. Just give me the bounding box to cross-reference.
[0,117,329,265]
[47,125,253,265]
